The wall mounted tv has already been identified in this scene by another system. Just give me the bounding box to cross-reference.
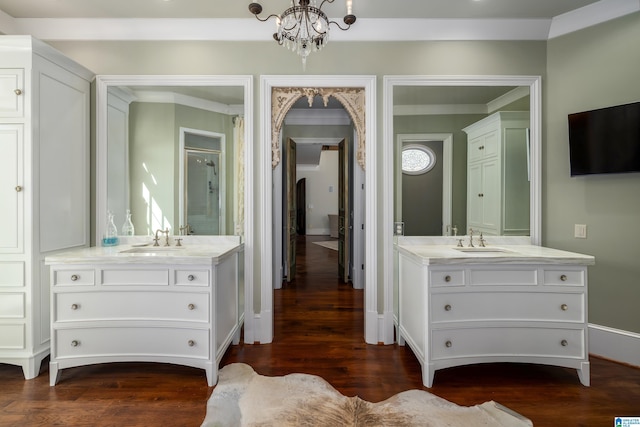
[568,101,640,176]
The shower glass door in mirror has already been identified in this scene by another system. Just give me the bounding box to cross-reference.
[182,130,225,235]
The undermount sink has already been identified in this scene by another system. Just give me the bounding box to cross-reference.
[453,247,509,253]
[120,246,185,254]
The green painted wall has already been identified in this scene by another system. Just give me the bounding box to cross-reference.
[545,12,640,333]
[49,38,547,320]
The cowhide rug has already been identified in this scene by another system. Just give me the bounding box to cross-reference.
[201,363,532,427]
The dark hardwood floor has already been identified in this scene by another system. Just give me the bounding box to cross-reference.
[1,235,639,426]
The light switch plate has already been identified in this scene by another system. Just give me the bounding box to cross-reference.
[574,224,587,239]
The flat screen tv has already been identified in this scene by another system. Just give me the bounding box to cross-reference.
[568,101,640,176]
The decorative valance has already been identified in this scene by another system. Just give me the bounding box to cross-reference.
[271,87,366,170]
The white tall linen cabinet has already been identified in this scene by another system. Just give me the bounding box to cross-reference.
[0,36,93,379]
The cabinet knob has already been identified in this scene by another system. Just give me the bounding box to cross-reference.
[560,274,567,281]
[445,340,453,348]
[444,304,452,311]
[478,145,485,150]
[561,339,568,347]
[14,89,22,95]
[478,193,484,197]
[188,303,195,310]
[15,185,22,192]
[188,340,195,347]
[71,340,80,347]
[561,304,568,311]
[444,275,451,283]
[71,274,79,281]
[187,274,195,281]
[71,303,79,310]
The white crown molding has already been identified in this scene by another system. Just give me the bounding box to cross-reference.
[549,0,640,39]
[132,90,243,115]
[487,86,530,113]
[2,1,638,42]
[394,104,488,116]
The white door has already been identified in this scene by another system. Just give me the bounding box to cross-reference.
[0,124,23,253]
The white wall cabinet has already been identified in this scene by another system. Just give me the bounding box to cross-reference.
[463,112,530,236]
[0,36,93,379]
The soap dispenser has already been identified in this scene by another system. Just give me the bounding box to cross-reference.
[102,211,119,246]
[121,209,135,236]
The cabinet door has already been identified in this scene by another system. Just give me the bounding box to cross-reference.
[0,69,25,117]
[480,159,500,232]
[0,124,24,253]
[467,162,483,229]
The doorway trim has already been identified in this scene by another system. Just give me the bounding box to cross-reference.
[396,133,453,235]
[254,75,378,345]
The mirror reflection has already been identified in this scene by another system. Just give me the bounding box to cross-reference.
[393,85,531,237]
[99,79,247,239]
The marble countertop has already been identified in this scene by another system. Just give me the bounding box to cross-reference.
[45,236,243,265]
[396,243,595,266]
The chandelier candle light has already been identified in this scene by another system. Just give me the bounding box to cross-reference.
[249,0,356,69]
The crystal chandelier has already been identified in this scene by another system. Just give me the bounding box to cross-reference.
[249,0,356,69]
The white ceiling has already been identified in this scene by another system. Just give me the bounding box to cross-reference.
[0,0,637,41]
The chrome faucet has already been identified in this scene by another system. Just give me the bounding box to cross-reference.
[479,232,487,247]
[154,228,170,246]
[468,228,475,247]
[179,224,192,236]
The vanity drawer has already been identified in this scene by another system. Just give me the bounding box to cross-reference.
[469,268,538,286]
[54,291,209,322]
[54,327,210,359]
[101,269,169,286]
[175,269,210,287]
[53,269,95,286]
[430,270,465,287]
[431,292,585,323]
[543,269,585,286]
[431,326,585,360]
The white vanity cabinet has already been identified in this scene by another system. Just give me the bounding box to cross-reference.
[397,244,593,388]
[0,36,92,379]
[463,112,530,236]
[47,244,244,386]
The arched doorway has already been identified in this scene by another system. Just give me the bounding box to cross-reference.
[251,75,383,345]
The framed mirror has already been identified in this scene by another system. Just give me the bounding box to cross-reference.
[95,75,253,241]
[384,75,541,244]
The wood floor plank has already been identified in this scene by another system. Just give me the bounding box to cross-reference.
[0,235,638,426]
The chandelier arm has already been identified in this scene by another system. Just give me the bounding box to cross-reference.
[329,19,352,31]
[253,13,282,23]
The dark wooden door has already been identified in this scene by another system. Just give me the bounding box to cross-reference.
[285,138,297,282]
[338,139,350,283]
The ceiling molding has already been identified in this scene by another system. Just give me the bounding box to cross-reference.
[132,90,243,115]
[1,1,637,42]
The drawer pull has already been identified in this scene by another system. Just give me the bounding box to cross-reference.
[561,339,568,347]
[444,275,452,283]
[444,304,452,311]
[71,303,79,310]
[187,274,195,281]
[188,340,195,347]
[560,274,567,281]
[561,304,568,311]
[14,89,22,95]
[71,340,80,347]
[445,340,452,348]
[71,274,79,281]
[188,303,195,310]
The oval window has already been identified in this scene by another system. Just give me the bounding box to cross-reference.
[402,145,436,175]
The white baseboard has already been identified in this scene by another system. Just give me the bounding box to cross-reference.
[589,323,640,367]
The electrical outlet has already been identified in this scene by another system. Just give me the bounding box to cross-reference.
[574,224,587,239]
[394,222,405,236]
